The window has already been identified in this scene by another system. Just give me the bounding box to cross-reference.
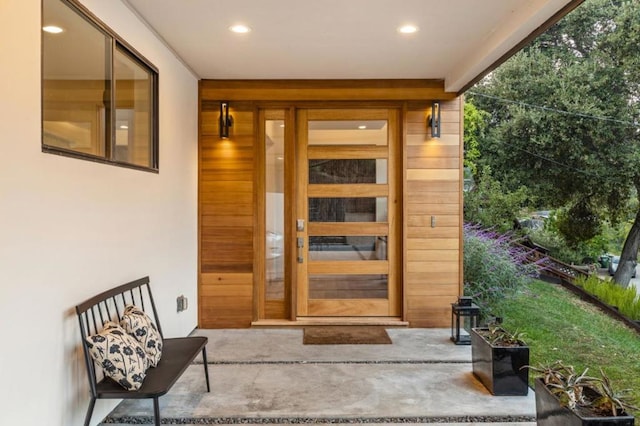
[42,0,158,171]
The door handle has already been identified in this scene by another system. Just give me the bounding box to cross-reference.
[297,237,304,263]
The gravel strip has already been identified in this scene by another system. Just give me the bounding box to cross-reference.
[103,416,536,424]
[192,360,470,365]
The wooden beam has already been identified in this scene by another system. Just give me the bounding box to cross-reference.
[200,80,458,102]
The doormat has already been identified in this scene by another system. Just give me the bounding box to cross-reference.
[303,326,392,345]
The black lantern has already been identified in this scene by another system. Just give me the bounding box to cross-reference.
[450,297,480,345]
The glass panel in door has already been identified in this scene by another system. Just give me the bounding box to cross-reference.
[262,111,290,319]
[266,118,285,300]
[296,109,399,317]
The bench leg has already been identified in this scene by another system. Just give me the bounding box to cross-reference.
[202,347,211,392]
[83,397,96,426]
[153,397,160,426]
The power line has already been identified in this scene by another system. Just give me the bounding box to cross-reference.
[468,98,621,176]
[508,144,598,177]
[468,91,639,128]
[489,138,628,181]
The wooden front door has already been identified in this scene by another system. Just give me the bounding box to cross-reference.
[295,109,400,317]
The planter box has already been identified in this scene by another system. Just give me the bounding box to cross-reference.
[535,378,635,426]
[471,327,529,396]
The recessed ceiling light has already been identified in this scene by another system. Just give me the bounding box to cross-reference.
[279,124,285,128]
[230,24,251,34]
[398,25,418,34]
[119,125,129,130]
[43,25,63,34]
[277,156,284,160]
[358,125,367,130]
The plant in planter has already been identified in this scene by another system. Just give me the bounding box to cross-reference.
[471,324,529,396]
[531,361,637,425]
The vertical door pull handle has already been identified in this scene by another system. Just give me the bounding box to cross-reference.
[297,237,304,263]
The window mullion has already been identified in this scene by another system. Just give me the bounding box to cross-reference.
[106,36,115,161]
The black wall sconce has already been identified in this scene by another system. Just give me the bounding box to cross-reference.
[219,101,234,139]
[428,100,441,138]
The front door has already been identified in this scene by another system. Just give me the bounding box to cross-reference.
[295,109,400,317]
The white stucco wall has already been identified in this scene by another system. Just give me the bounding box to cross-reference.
[0,1,199,424]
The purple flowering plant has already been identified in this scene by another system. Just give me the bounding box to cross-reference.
[464,222,548,317]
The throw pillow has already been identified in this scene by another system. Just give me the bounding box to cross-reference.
[85,322,148,390]
[120,305,163,367]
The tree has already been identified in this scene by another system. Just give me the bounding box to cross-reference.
[463,101,489,177]
[469,0,640,287]
[464,167,530,232]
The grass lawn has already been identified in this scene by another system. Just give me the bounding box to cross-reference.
[498,279,640,414]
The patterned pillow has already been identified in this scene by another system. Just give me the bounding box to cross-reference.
[85,322,148,390]
[120,305,163,367]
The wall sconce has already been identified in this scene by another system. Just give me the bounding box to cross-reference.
[428,100,441,138]
[219,101,233,139]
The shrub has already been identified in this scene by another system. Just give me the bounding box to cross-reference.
[464,223,543,317]
[528,211,633,266]
[463,169,529,233]
[529,226,591,265]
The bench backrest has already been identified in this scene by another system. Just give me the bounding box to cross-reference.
[75,276,162,395]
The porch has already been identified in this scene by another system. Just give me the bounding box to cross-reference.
[2,2,586,424]
[100,328,535,425]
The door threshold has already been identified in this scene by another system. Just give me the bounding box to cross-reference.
[252,317,409,328]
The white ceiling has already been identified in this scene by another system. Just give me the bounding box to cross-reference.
[122,0,580,93]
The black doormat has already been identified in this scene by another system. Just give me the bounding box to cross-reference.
[302,326,392,345]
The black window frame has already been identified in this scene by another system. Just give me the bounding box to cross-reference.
[41,0,159,173]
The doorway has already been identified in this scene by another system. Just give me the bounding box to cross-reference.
[262,108,401,320]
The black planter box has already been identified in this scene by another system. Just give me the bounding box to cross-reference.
[470,327,529,396]
[535,378,635,426]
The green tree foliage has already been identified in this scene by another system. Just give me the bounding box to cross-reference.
[463,100,529,232]
[464,167,529,233]
[469,0,640,286]
[555,199,602,248]
[463,101,489,176]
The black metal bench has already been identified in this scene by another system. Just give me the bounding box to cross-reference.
[76,276,210,426]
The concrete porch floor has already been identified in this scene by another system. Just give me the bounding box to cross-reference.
[100,328,536,425]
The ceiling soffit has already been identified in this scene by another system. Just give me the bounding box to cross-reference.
[121,0,584,94]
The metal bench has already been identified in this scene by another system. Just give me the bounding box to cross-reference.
[75,276,210,426]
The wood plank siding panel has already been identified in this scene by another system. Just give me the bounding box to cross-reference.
[199,97,255,328]
[405,98,463,327]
